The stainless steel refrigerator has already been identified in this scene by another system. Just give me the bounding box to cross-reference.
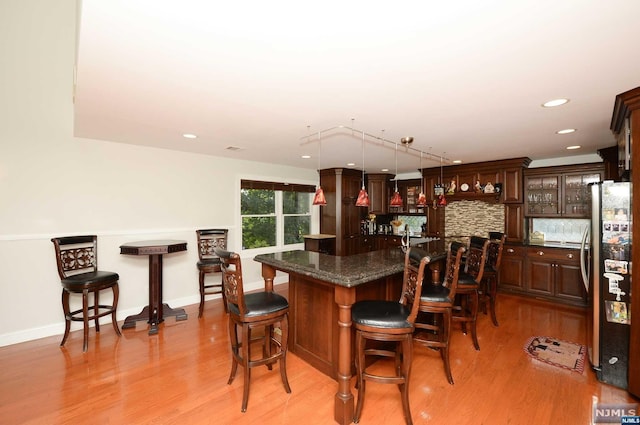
[582,181,632,389]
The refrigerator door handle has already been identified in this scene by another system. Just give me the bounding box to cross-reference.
[580,226,590,293]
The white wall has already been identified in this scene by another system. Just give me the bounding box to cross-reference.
[0,0,317,346]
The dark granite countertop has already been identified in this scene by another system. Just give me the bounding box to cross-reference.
[254,243,446,288]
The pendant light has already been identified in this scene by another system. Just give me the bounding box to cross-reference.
[312,129,327,206]
[355,130,370,207]
[390,142,403,207]
[416,150,427,207]
[436,153,447,206]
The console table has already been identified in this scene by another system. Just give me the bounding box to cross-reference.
[120,239,188,335]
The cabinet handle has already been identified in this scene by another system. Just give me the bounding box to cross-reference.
[567,253,574,259]
[507,248,515,253]
[537,251,544,256]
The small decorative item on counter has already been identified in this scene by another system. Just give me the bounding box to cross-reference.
[474,180,483,193]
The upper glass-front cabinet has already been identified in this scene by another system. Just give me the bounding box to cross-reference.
[562,172,601,217]
[525,175,560,216]
[524,165,604,218]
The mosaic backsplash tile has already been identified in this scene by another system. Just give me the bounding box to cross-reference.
[444,200,505,237]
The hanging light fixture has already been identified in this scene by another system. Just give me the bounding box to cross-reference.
[390,141,403,207]
[312,129,327,206]
[436,152,447,206]
[356,131,370,207]
[416,150,427,207]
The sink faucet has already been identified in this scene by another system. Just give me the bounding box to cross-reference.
[401,224,410,251]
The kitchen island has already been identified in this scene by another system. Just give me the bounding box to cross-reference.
[254,241,446,425]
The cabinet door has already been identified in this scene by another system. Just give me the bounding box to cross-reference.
[504,204,524,242]
[501,168,523,203]
[554,255,587,306]
[427,206,444,236]
[562,172,602,217]
[342,175,363,237]
[367,174,390,214]
[499,245,525,292]
[526,251,554,295]
[524,175,561,216]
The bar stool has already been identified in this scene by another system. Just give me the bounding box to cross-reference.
[196,229,228,317]
[352,247,431,425]
[215,248,291,412]
[453,236,490,350]
[480,232,506,326]
[51,235,121,352]
[413,242,466,384]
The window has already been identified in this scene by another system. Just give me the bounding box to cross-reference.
[241,180,314,250]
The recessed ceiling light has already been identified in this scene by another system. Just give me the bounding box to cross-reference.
[182,133,197,139]
[301,155,311,159]
[347,162,355,166]
[381,168,389,172]
[452,160,462,164]
[566,145,581,150]
[542,98,570,108]
[556,128,576,135]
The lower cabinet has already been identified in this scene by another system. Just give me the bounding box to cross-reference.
[499,244,587,307]
[377,235,402,249]
[500,245,526,293]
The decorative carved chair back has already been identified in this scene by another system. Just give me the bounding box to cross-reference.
[215,248,247,315]
[400,247,431,324]
[442,242,466,300]
[197,229,228,261]
[51,235,98,279]
[465,236,490,284]
[486,233,507,271]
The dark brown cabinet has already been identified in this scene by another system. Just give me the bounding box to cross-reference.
[366,173,392,214]
[524,164,604,218]
[420,157,530,241]
[499,244,586,307]
[320,168,365,256]
[525,246,586,306]
[377,235,402,249]
[499,244,526,293]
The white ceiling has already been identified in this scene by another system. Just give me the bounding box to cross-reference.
[74,0,640,174]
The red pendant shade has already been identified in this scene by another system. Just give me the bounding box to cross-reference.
[390,191,403,207]
[416,192,427,207]
[313,186,327,206]
[356,187,370,207]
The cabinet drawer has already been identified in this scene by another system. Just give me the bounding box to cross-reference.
[526,247,579,264]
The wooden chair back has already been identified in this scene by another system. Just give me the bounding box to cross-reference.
[51,235,99,279]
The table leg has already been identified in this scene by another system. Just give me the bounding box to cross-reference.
[334,285,356,425]
[122,253,187,335]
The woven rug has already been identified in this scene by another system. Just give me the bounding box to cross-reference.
[524,336,586,374]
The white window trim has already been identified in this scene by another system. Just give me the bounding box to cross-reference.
[237,176,319,256]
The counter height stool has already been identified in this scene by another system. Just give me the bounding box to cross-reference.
[480,232,506,326]
[51,235,121,352]
[352,247,431,425]
[215,248,291,413]
[196,229,228,317]
[453,236,490,350]
[413,242,465,384]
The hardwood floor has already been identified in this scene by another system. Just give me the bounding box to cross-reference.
[0,287,636,425]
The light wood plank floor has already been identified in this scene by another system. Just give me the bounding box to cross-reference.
[0,287,636,425]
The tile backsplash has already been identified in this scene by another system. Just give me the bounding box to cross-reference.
[444,200,505,237]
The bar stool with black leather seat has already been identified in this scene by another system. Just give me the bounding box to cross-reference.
[196,228,228,317]
[452,236,490,350]
[51,235,121,352]
[479,232,506,326]
[413,242,466,385]
[352,247,431,425]
[215,248,291,413]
